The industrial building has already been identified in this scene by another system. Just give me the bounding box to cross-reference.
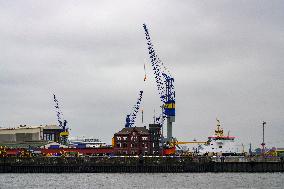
[0,125,62,146]
[113,127,151,155]
[113,125,162,156]
[149,124,162,155]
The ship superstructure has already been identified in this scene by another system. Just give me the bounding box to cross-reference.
[198,119,240,155]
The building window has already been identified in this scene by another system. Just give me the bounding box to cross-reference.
[43,134,55,141]
[116,142,121,148]
[123,143,127,148]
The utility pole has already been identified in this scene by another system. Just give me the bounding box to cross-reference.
[261,121,267,155]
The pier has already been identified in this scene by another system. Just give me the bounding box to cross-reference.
[0,156,283,173]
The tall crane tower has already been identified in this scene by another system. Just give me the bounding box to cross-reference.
[143,24,176,141]
[53,94,69,145]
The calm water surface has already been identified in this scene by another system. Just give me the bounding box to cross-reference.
[0,173,283,189]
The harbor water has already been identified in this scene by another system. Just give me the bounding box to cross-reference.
[0,173,283,189]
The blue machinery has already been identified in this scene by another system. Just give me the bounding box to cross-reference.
[53,94,69,145]
[143,24,176,141]
[125,90,144,128]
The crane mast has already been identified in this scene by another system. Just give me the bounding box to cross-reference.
[143,24,175,141]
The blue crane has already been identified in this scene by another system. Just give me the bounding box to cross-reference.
[53,94,69,145]
[143,24,175,140]
[125,90,144,128]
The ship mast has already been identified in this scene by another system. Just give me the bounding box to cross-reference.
[215,119,224,137]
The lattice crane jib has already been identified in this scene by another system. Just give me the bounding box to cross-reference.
[125,90,144,128]
[143,24,175,129]
[53,94,69,145]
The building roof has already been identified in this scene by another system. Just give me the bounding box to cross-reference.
[0,124,60,131]
[43,125,61,130]
[116,127,149,135]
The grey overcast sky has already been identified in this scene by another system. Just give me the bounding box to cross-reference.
[0,1,283,149]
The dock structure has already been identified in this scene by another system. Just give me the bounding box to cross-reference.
[0,156,283,173]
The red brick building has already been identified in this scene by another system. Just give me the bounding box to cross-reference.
[113,127,151,155]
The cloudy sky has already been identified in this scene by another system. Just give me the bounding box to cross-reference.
[0,1,283,149]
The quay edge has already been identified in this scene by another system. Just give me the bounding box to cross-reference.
[0,157,284,173]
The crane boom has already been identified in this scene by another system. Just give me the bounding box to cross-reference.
[143,24,175,104]
[143,24,175,141]
[53,94,69,145]
[53,94,63,127]
[125,90,143,128]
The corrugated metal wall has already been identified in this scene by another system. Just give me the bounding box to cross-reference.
[0,134,16,142]
[0,128,40,142]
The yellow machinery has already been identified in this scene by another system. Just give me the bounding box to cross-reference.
[175,141,207,145]
[165,140,207,156]
[169,139,206,148]
[60,131,69,137]
[0,146,7,157]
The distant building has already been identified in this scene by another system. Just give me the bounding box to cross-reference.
[0,125,62,144]
[149,124,162,155]
[113,127,151,155]
[69,137,106,148]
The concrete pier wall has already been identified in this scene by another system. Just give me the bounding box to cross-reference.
[0,157,283,173]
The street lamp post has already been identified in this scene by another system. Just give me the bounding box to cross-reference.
[261,121,267,155]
